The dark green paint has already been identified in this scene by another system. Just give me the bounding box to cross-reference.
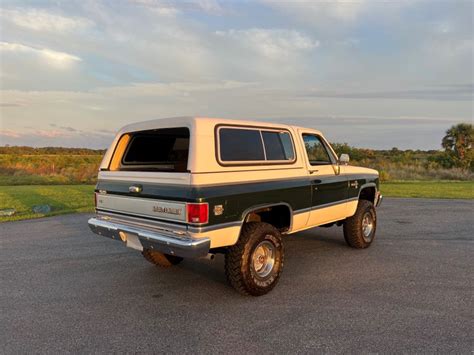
[96,174,379,226]
[311,175,349,207]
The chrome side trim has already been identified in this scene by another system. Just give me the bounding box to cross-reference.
[293,197,358,215]
[88,217,210,258]
[259,130,268,160]
[310,197,358,211]
[294,207,312,215]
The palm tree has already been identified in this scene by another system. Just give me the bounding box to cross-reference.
[442,123,473,169]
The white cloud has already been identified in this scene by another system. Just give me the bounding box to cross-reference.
[261,0,370,23]
[192,0,224,14]
[131,0,224,15]
[0,42,81,69]
[313,0,369,21]
[130,0,180,16]
[261,0,419,34]
[35,129,69,138]
[215,28,319,59]
[94,80,257,97]
[1,8,93,32]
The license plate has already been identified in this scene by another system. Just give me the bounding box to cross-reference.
[126,233,143,251]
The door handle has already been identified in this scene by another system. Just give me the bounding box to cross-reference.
[309,169,319,174]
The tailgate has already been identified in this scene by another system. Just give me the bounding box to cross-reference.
[96,193,186,222]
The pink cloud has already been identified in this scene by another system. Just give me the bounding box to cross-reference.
[35,129,70,138]
[0,129,22,138]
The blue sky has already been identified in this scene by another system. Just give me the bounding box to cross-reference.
[0,0,472,149]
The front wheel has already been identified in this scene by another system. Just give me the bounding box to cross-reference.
[225,222,284,296]
[343,200,377,249]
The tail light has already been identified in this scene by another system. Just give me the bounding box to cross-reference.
[94,192,98,208]
[186,203,209,224]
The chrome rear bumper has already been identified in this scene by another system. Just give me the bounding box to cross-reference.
[88,217,210,258]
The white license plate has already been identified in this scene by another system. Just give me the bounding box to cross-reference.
[126,233,143,251]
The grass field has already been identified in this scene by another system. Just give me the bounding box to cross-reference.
[381,181,474,199]
[0,185,95,222]
[0,181,472,222]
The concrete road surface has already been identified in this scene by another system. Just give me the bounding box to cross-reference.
[1,198,473,353]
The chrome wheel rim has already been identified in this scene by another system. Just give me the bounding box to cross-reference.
[362,212,374,242]
[251,240,276,278]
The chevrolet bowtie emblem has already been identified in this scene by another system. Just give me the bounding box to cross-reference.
[350,181,359,189]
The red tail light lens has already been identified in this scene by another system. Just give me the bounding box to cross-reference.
[94,192,98,208]
[186,203,209,224]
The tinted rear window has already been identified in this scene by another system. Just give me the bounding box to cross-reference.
[219,127,295,163]
[121,127,189,172]
[262,131,295,161]
[219,128,265,161]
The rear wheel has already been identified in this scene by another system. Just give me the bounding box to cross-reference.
[225,222,284,296]
[142,249,183,267]
[343,200,377,249]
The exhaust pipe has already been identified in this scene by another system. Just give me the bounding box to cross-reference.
[204,253,215,261]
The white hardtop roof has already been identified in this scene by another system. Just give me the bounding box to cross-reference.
[117,116,322,135]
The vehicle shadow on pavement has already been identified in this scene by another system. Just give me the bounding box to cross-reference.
[138,226,352,296]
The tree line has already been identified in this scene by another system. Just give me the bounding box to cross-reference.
[0,123,471,185]
[0,146,106,155]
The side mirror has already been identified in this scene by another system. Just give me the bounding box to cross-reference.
[339,154,350,165]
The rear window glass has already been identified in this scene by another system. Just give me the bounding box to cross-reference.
[121,127,189,172]
[219,127,295,163]
[262,131,295,161]
[219,128,265,161]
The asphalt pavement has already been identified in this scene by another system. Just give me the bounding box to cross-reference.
[1,198,473,353]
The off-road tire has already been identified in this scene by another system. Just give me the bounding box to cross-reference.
[142,249,183,267]
[225,222,284,296]
[343,199,377,249]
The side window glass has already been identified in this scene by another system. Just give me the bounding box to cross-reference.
[303,134,332,165]
[219,128,265,161]
[261,131,295,161]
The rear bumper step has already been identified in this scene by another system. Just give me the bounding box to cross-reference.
[88,217,210,258]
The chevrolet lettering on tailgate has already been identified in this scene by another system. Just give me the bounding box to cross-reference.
[152,206,182,215]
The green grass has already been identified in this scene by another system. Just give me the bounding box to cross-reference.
[0,185,95,222]
[0,181,472,222]
[0,175,73,185]
[381,181,474,199]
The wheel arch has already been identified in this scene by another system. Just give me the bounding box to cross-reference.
[358,182,377,205]
[240,202,293,234]
[346,182,378,217]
